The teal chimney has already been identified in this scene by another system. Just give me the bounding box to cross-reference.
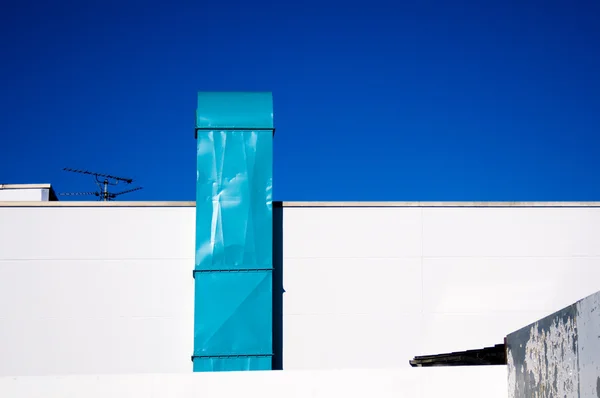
[193,92,274,371]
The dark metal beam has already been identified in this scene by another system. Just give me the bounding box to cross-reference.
[409,343,507,367]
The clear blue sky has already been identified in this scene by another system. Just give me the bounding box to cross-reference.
[1,0,599,201]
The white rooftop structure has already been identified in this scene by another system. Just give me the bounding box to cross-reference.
[0,184,57,202]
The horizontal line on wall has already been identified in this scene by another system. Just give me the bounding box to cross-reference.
[0,257,194,262]
[282,312,423,316]
[282,256,423,260]
[281,310,551,316]
[280,201,600,208]
[4,201,600,208]
[421,255,600,260]
[0,201,196,207]
[0,315,192,321]
[421,311,559,315]
[283,255,600,260]
[3,256,598,262]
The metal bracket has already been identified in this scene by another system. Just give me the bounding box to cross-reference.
[191,354,273,362]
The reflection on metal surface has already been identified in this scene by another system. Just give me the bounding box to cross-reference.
[193,92,274,372]
[195,130,273,270]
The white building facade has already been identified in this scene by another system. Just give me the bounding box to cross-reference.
[1,201,599,380]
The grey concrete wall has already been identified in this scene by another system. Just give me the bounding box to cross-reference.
[506,290,600,398]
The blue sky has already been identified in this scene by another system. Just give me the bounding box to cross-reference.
[1,0,599,201]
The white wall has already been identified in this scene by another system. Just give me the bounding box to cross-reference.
[0,367,508,398]
[282,207,600,369]
[0,206,195,376]
[0,204,599,377]
[0,188,50,201]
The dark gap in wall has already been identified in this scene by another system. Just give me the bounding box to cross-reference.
[272,202,284,369]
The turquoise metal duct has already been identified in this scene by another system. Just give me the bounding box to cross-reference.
[193,92,274,372]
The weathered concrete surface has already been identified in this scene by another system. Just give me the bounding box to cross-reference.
[578,292,600,398]
[507,290,600,398]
